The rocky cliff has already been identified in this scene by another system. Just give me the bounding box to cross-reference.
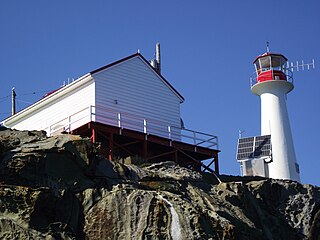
[0,127,319,240]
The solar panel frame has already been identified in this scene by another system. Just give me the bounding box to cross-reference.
[236,135,271,160]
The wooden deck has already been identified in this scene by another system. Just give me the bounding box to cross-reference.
[72,121,220,174]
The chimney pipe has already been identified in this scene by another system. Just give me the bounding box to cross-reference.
[155,43,161,74]
[11,87,16,115]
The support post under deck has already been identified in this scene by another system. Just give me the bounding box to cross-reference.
[174,150,178,164]
[142,140,148,159]
[215,156,219,175]
[91,128,96,143]
[108,133,113,161]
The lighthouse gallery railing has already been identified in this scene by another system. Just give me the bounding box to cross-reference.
[249,68,294,87]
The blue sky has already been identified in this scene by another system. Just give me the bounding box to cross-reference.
[1,1,319,185]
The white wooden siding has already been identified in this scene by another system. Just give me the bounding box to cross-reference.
[93,56,181,139]
[5,80,95,135]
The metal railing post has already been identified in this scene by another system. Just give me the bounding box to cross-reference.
[89,105,92,122]
[118,113,121,128]
[216,137,219,149]
[68,116,71,132]
[143,119,147,134]
[168,126,171,139]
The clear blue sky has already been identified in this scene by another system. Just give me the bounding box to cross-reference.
[1,1,319,185]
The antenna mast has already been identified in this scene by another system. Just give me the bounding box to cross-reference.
[11,87,16,115]
[266,41,270,53]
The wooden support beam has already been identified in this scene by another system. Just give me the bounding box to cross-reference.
[177,149,214,174]
[108,133,113,161]
[147,150,177,161]
[214,156,219,174]
[118,140,141,148]
[205,158,215,170]
[174,150,178,164]
[97,131,135,156]
[142,140,148,159]
[90,128,96,143]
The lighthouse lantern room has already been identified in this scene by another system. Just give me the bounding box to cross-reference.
[237,50,301,182]
[253,53,289,82]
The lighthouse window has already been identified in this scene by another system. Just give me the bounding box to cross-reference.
[255,62,261,72]
[271,56,282,68]
[259,57,271,68]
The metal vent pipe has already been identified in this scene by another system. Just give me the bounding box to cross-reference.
[155,43,161,74]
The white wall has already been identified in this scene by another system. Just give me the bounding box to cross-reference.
[4,79,95,135]
[93,56,182,139]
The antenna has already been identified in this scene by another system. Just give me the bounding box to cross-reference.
[11,87,16,115]
[286,59,315,72]
[266,41,270,53]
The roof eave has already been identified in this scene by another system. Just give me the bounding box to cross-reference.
[137,54,185,103]
[253,52,288,63]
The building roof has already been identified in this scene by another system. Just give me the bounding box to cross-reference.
[253,52,288,64]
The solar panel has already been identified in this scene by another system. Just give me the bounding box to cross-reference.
[237,135,271,160]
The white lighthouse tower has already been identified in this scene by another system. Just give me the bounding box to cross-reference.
[251,51,300,181]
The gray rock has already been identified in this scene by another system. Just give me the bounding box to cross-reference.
[0,129,319,239]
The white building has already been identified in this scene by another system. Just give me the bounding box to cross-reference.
[2,48,219,173]
[2,52,184,139]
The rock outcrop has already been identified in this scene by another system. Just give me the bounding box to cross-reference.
[0,128,319,239]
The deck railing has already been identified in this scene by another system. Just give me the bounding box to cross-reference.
[46,105,219,150]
